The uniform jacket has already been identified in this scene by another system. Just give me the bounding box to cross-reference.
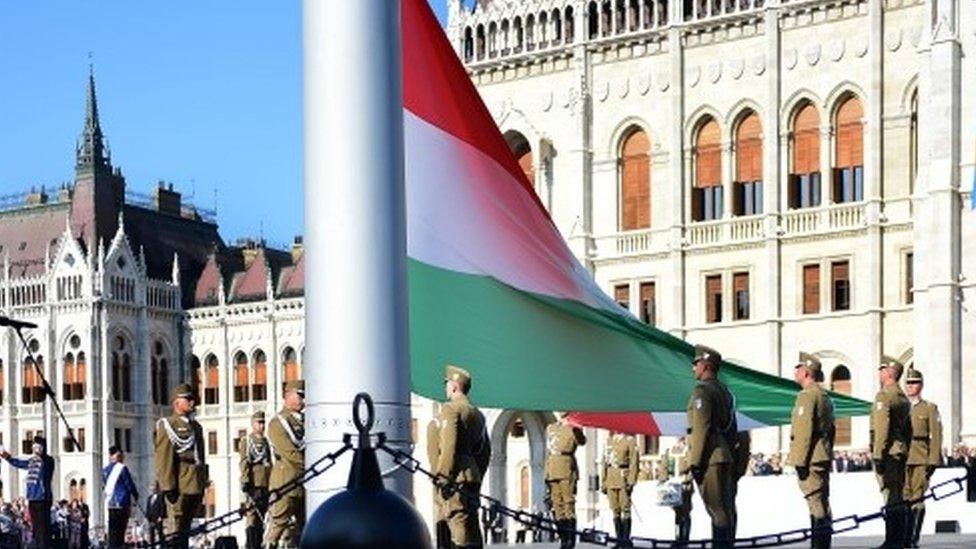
[6,454,55,501]
[435,395,490,485]
[102,462,139,508]
[907,399,942,466]
[787,384,836,467]
[685,378,733,470]
[238,433,272,490]
[154,413,207,495]
[870,383,911,461]
[268,409,305,495]
[545,423,586,481]
[602,434,638,489]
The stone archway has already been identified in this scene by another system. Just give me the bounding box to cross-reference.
[487,410,554,539]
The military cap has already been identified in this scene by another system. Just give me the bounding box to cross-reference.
[108,445,122,456]
[32,435,46,446]
[879,355,904,379]
[283,379,305,395]
[796,352,824,382]
[170,383,196,403]
[905,368,923,384]
[251,410,266,422]
[691,344,722,369]
[444,364,472,390]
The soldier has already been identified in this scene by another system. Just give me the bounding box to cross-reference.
[787,352,835,549]
[681,344,735,549]
[266,380,306,549]
[601,431,638,547]
[434,364,491,549]
[903,368,942,548]
[546,412,586,549]
[870,356,911,549]
[426,415,451,549]
[238,410,272,549]
[666,437,694,547]
[153,383,207,549]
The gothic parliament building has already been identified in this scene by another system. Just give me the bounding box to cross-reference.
[0,0,973,539]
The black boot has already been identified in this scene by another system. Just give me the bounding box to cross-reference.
[813,517,833,549]
[622,518,633,547]
[712,525,733,549]
[911,509,925,548]
[556,519,568,549]
[436,520,451,549]
[566,518,577,548]
[613,517,623,548]
[675,517,691,548]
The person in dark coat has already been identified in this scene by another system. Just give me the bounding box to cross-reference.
[2,436,55,548]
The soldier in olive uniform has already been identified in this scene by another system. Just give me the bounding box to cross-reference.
[153,383,207,549]
[666,437,694,547]
[601,431,638,547]
[427,415,451,549]
[238,410,272,549]
[266,380,306,549]
[546,413,587,549]
[903,368,942,548]
[435,364,491,549]
[870,356,912,549]
[681,344,735,549]
[787,352,836,549]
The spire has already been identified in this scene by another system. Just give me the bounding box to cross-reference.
[76,63,109,169]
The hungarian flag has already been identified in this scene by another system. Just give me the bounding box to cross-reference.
[401,0,869,435]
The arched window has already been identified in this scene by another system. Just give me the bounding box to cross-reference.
[488,22,497,57]
[190,355,202,402]
[500,19,510,54]
[601,0,612,36]
[205,354,220,405]
[620,128,651,230]
[22,357,43,404]
[252,349,268,402]
[830,365,852,446]
[909,90,918,191]
[111,335,132,402]
[513,17,524,52]
[234,351,249,402]
[463,27,474,62]
[519,465,530,510]
[282,347,300,395]
[151,341,168,406]
[79,478,88,502]
[588,2,599,38]
[62,352,76,401]
[565,6,575,43]
[539,12,548,45]
[504,131,534,187]
[628,0,640,30]
[833,96,864,203]
[692,117,723,221]
[526,14,535,50]
[0,359,4,405]
[552,9,562,43]
[69,479,79,501]
[615,0,626,32]
[733,111,763,216]
[789,102,821,209]
[75,352,86,401]
[475,24,486,60]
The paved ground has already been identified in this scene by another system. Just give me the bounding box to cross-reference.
[488,533,976,547]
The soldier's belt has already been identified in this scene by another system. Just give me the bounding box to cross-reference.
[912,436,930,441]
[549,452,574,456]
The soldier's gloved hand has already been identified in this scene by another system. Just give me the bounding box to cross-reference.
[873,460,885,476]
[690,466,704,484]
[164,491,179,504]
[600,485,607,495]
[926,465,936,479]
[796,466,809,481]
[242,483,253,493]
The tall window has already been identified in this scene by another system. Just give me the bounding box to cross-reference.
[733,112,763,216]
[620,128,651,230]
[639,282,656,325]
[112,336,132,402]
[62,353,76,401]
[190,355,202,402]
[74,352,86,401]
[830,365,852,446]
[614,284,630,310]
[23,357,44,404]
[252,349,268,402]
[234,352,249,402]
[205,354,220,405]
[0,359,4,405]
[909,91,918,190]
[692,118,723,222]
[733,272,750,320]
[151,341,168,406]
[519,466,530,510]
[833,96,864,203]
[705,274,723,323]
[207,431,218,455]
[803,264,820,315]
[831,260,850,311]
[565,6,575,43]
[790,103,821,209]
[282,347,301,395]
[905,252,914,305]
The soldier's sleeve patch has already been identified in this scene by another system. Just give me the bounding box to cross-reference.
[876,402,883,410]
[695,398,702,410]
[798,406,804,416]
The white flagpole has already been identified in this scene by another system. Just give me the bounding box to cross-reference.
[302,0,413,512]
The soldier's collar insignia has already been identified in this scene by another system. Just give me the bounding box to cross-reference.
[695,398,702,410]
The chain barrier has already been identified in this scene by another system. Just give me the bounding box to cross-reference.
[140,437,353,548]
[375,439,970,548]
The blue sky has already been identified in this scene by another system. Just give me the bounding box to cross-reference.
[0,1,450,249]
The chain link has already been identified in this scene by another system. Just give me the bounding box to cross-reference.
[140,437,354,548]
[376,440,970,549]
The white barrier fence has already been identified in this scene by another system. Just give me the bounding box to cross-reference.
[585,468,973,541]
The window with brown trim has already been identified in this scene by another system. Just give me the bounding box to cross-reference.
[706,275,723,323]
[790,103,821,209]
[692,118,723,222]
[905,252,914,305]
[620,129,651,230]
[614,284,630,310]
[205,355,220,405]
[208,431,218,455]
[733,112,763,216]
[803,264,820,315]
[830,365,852,446]
[833,97,864,204]
[282,347,301,396]
[831,261,850,311]
[233,352,249,403]
[733,272,750,320]
[639,282,656,325]
[252,350,268,402]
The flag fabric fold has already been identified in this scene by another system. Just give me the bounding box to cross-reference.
[401,0,870,435]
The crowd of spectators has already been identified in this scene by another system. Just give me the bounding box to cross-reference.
[744,444,976,476]
[0,498,91,549]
